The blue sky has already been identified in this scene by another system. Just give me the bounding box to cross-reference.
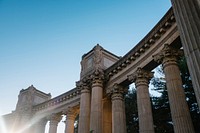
[0,0,171,118]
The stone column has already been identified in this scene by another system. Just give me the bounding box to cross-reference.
[102,98,112,133]
[128,68,155,133]
[20,113,33,133]
[64,108,77,133]
[90,69,104,133]
[77,80,91,133]
[153,44,194,133]
[34,118,47,133]
[111,83,127,133]
[170,0,200,108]
[48,114,62,133]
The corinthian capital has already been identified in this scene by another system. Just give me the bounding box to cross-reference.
[63,107,77,120]
[48,113,62,123]
[128,67,154,83]
[76,77,90,91]
[153,44,183,63]
[110,83,127,101]
[111,83,124,94]
[90,68,104,85]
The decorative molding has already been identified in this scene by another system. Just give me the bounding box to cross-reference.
[90,68,104,85]
[63,107,77,120]
[128,67,154,86]
[48,113,62,124]
[33,88,80,112]
[153,43,183,65]
[105,8,176,79]
[109,83,128,101]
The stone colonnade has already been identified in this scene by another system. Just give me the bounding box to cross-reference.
[32,0,199,132]
[77,44,195,133]
[77,69,128,133]
[32,44,196,133]
[33,108,78,133]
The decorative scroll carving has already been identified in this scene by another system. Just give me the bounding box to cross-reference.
[128,67,153,83]
[153,43,183,64]
[90,68,104,85]
[48,113,62,124]
[110,83,127,101]
[63,107,77,120]
[76,77,90,92]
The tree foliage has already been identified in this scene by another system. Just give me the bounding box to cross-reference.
[125,88,138,133]
[125,57,200,132]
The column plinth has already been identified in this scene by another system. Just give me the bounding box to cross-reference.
[128,68,155,133]
[153,44,195,133]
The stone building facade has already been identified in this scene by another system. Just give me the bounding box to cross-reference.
[2,1,200,133]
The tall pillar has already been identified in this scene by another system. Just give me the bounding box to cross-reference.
[128,68,155,133]
[77,80,91,133]
[170,0,200,108]
[64,108,77,133]
[20,113,33,133]
[102,97,112,133]
[34,118,47,133]
[90,69,104,133]
[153,44,195,133]
[110,83,127,133]
[48,114,62,133]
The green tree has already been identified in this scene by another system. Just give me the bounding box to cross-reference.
[125,57,200,132]
[125,88,138,133]
[178,57,200,132]
[151,77,174,133]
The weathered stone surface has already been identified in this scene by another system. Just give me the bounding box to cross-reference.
[78,83,91,133]
[153,45,195,133]
[128,68,155,133]
[111,83,127,133]
[171,0,200,108]
[48,114,62,133]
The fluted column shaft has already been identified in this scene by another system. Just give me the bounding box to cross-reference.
[65,111,77,133]
[163,56,194,133]
[128,68,154,133]
[102,98,112,133]
[78,88,91,133]
[34,119,47,133]
[90,80,103,133]
[153,44,194,133]
[48,114,61,133]
[170,0,200,108]
[111,84,127,133]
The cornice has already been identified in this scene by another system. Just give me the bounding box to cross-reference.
[33,88,80,112]
[105,7,175,80]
